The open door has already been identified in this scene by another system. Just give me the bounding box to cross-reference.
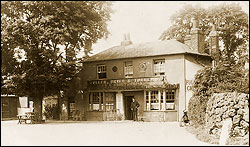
[124,96,134,120]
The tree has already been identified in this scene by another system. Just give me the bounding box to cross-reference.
[160,3,249,126]
[159,3,249,66]
[1,1,113,119]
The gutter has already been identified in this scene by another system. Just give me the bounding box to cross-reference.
[81,52,211,63]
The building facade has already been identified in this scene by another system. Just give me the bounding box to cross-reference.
[64,19,218,122]
[1,95,29,120]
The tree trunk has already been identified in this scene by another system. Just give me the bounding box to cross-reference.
[33,95,43,121]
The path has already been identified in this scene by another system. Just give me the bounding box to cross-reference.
[1,120,216,146]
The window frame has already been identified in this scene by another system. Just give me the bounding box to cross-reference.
[153,59,165,76]
[88,92,104,111]
[150,91,160,110]
[97,64,107,79]
[124,61,133,78]
[145,89,176,111]
[88,92,115,112]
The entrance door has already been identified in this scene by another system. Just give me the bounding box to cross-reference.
[124,96,134,120]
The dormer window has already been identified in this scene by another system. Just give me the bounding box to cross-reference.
[124,61,133,78]
[97,64,107,79]
[154,59,165,76]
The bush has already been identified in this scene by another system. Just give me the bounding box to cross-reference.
[188,66,214,126]
[43,104,59,120]
[188,64,249,126]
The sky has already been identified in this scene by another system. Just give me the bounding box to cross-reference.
[83,1,249,57]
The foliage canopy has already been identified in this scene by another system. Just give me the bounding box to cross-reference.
[1,1,112,104]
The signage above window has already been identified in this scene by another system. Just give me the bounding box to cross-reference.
[87,77,179,90]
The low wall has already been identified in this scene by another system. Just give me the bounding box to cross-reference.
[143,111,177,122]
[85,111,177,122]
[85,111,104,121]
[206,92,249,137]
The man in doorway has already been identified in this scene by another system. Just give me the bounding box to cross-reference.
[131,98,140,121]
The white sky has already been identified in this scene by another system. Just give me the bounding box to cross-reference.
[13,1,249,61]
[85,1,249,56]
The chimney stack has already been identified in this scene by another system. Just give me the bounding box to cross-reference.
[209,23,220,67]
[121,33,132,46]
[184,17,205,54]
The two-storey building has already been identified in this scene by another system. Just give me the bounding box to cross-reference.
[64,19,219,122]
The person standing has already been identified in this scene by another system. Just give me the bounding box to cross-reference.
[62,103,67,122]
[131,98,140,121]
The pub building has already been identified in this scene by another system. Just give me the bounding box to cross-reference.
[64,18,219,122]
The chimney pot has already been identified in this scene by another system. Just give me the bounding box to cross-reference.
[184,17,205,54]
[121,33,132,46]
[123,34,127,41]
[127,33,130,41]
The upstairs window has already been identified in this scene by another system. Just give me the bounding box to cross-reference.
[97,65,107,79]
[154,59,165,76]
[124,61,133,78]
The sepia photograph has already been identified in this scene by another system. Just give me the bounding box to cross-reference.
[1,1,249,146]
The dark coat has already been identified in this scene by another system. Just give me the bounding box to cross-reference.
[131,100,140,111]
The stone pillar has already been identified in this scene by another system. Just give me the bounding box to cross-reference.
[219,119,232,145]
[116,91,125,120]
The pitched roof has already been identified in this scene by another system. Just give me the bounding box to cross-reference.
[84,39,210,62]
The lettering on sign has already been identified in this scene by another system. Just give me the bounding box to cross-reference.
[88,77,179,90]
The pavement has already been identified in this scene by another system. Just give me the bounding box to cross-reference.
[1,120,217,146]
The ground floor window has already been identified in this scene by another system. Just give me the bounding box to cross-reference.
[165,90,175,110]
[145,89,176,111]
[88,92,115,111]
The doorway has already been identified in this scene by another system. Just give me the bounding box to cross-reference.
[124,96,134,120]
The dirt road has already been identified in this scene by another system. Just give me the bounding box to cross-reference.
[1,120,215,146]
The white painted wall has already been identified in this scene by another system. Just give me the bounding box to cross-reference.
[116,91,125,120]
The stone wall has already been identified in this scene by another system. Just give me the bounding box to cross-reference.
[205,92,249,137]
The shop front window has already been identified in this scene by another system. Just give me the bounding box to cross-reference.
[166,90,175,110]
[88,92,115,111]
[105,93,115,111]
[88,92,103,111]
[145,89,176,111]
[150,91,159,110]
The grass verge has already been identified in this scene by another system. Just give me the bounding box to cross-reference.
[186,124,249,145]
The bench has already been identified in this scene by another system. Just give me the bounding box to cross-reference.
[17,108,34,124]
[17,112,35,124]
